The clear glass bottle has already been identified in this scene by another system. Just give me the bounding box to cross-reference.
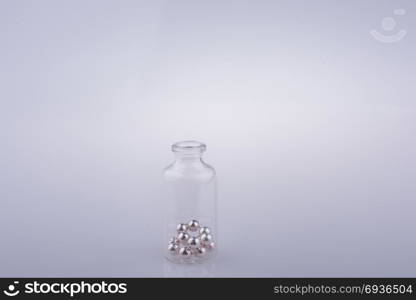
[163,141,217,264]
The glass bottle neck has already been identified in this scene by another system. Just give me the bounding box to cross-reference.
[174,153,203,162]
[171,141,206,165]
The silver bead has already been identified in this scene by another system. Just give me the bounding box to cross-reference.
[176,223,188,233]
[177,232,190,244]
[187,219,200,232]
[199,226,211,235]
[200,233,213,244]
[167,243,179,255]
[205,241,215,251]
[187,237,201,248]
[169,237,179,244]
[179,246,192,257]
[194,247,206,256]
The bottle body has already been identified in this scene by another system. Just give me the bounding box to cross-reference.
[163,141,217,264]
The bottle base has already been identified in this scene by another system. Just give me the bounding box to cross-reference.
[165,251,217,265]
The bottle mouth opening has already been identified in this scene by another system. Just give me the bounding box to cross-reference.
[172,140,206,154]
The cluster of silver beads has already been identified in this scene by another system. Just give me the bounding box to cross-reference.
[167,219,215,259]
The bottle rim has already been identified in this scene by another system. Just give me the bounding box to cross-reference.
[172,140,206,153]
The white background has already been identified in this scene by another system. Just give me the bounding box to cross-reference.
[0,0,415,277]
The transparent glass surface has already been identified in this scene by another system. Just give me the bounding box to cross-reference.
[163,141,217,264]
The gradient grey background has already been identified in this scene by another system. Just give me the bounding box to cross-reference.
[1,0,415,277]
